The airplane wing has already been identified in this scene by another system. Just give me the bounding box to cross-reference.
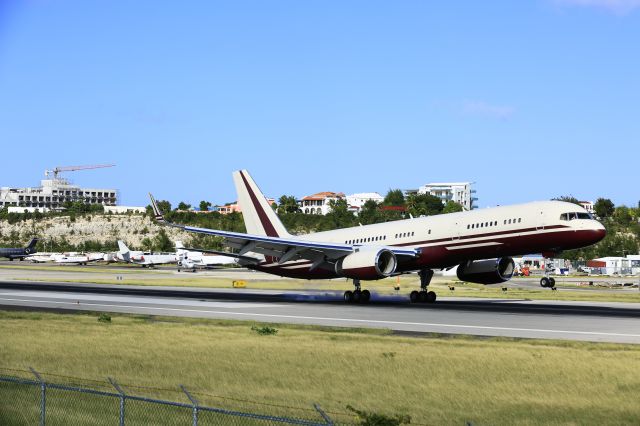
[179,246,261,263]
[149,194,419,268]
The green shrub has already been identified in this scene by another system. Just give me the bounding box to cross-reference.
[98,313,112,323]
[346,405,411,425]
[251,325,278,336]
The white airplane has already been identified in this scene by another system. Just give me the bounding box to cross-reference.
[149,170,606,304]
[175,241,237,272]
[116,241,177,267]
[25,253,58,263]
[51,252,105,265]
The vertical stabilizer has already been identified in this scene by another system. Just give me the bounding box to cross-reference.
[232,170,289,237]
[26,238,39,253]
[117,240,130,254]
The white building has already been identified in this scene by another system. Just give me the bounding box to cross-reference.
[299,192,345,215]
[588,257,634,275]
[346,192,384,215]
[0,178,117,210]
[579,201,594,213]
[417,182,476,210]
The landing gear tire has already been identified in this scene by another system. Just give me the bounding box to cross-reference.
[361,289,371,303]
[418,291,427,303]
[344,290,354,303]
[540,277,550,288]
[426,291,437,303]
[548,278,556,288]
[410,291,420,303]
[352,290,362,303]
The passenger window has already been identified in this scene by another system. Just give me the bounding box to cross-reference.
[508,219,511,224]
[503,220,506,225]
[518,218,521,223]
[428,229,431,234]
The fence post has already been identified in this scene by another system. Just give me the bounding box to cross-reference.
[313,403,334,426]
[180,385,198,426]
[29,367,46,426]
[109,377,126,426]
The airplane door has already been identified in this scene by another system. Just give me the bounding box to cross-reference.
[536,210,545,230]
[452,221,460,241]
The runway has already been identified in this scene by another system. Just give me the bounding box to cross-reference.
[1,281,639,344]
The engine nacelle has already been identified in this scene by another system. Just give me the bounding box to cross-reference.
[336,248,397,280]
[456,257,515,284]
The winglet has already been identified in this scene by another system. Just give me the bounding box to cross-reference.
[149,193,166,223]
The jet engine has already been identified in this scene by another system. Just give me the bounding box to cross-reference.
[456,257,515,284]
[335,248,397,280]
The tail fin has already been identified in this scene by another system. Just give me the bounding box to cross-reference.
[233,170,289,237]
[25,238,39,254]
[117,240,130,254]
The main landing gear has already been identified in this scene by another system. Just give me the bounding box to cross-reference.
[540,277,556,288]
[410,269,436,303]
[344,279,371,304]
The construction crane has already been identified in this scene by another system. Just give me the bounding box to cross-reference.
[44,164,115,180]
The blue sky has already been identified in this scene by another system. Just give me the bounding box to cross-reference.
[0,1,638,208]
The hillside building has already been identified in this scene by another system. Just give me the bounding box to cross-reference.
[0,178,117,210]
[406,182,476,210]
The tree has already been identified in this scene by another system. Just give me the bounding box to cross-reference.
[383,189,405,206]
[406,193,443,217]
[153,229,173,252]
[442,200,463,214]
[177,202,191,211]
[199,200,211,212]
[553,195,581,205]
[614,206,632,225]
[358,199,383,225]
[277,195,300,214]
[157,200,172,214]
[594,198,615,219]
[320,198,356,230]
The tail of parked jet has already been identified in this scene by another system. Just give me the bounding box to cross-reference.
[117,240,131,262]
[25,238,39,254]
[232,170,290,238]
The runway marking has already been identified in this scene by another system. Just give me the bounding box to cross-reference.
[1,296,639,339]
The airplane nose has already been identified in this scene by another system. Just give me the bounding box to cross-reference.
[591,222,607,243]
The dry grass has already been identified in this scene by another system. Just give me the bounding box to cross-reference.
[1,310,639,424]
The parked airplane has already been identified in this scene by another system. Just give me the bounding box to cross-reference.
[116,241,177,267]
[51,252,105,265]
[149,170,606,303]
[175,241,237,272]
[0,238,39,261]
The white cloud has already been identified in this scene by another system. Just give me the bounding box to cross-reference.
[556,0,640,15]
[461,100,515,120]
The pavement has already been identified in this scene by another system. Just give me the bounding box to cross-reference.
[1,280,639,344]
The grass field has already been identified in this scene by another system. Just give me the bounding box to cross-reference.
[1,310,639,425]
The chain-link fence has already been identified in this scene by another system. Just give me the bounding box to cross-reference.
[0,369,338,425]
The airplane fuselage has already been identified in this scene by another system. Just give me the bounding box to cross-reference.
[247,201,606,279]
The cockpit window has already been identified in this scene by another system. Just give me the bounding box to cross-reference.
[560,212,592,221]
